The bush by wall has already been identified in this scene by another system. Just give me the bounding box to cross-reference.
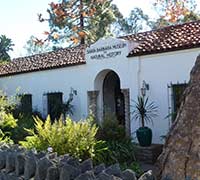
[20,116,101,161]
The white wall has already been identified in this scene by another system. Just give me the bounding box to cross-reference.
[135,48,200,143]
[0,38,138,122]
[0,39,199,144]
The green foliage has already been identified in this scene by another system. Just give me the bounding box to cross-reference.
[0,113,17,132]
[20,116,100,160]
[0,91,18,144]
[120,162,143,176]
[11,115,35,143]
[96,114,125,141]
[0,91,17,113]
[152,0,200,28]
[13,94,33,117]
[24,35,52,56]
[38,0,121,46]
[94,114,136,166]
[131,96,158,127]
[94,138,136,166]
[105,139,136,165]
[0,35,14,62]
[62,88,77,116]
[114,8,152,35]
[0,91,35,144]
[0,130,13,144]
[93,140,109,165]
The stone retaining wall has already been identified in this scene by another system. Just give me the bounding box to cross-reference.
[135,144,163,164]
[0,145,154,180]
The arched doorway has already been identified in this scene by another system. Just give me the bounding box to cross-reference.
[103,71,125,125]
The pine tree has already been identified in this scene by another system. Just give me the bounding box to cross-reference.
[37,0,119,46]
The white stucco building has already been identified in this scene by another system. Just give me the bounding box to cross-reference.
[0,21,200,144]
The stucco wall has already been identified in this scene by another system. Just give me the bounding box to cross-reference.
[0,44,199,143]
[137,48,200,143]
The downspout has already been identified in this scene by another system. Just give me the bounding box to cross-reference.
[137,56,142,96]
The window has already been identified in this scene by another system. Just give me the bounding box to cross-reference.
[171,83,187,121]
[18,94,32,114]
[47,92,63,122]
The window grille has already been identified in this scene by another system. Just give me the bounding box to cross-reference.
[167,82,187,124]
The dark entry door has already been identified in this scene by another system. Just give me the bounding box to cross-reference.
[103,71,125,125]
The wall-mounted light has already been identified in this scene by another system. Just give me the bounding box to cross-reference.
[141,80,149,97]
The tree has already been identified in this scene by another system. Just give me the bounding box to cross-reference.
[37,0,120,46]
[153,0,200,27]
[0,35,14,62]
[24,36,52,56]
[113,8,152,36]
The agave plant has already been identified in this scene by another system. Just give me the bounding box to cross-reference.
[131,96,158,127]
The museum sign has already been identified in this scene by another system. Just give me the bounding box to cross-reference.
[86,42,127,60]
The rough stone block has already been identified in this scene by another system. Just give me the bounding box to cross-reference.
[6,152,16,173]
[46,166,59,180]
[15,153,25,176]
[24,154,37,180]
[94,163,105,175]
[122,169,137,180]
[66,157,80,168]
[96,172,112,180]
[111,175,123,180]
[0,150,7,169]
[75,170,96,180]
[59,163,81,180]
[138,170,155,180]
[80,158,93,173]
[34,156,53,180]
[104,163,122,178]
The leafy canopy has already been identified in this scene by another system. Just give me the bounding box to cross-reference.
[0,35,14,62]
[37,0,120,46]
[153,0,199,27]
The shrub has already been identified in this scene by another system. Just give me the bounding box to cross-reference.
[20,116,100,160]
[96,114,126,141]
[94,139,136,165]
[0,130,13,144]
[0,113,17,132]
[94,113,137,166]
[120,162,143,176]
[0,91,18,143]
[11,114,35,143]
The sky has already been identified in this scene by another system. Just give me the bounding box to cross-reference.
[0,0,199,58]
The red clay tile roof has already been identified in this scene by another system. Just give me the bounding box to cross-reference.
[0,20,200,77]
[123,20,200,57]
[0,45,86,77]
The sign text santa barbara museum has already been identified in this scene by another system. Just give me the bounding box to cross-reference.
[86,42,127,60]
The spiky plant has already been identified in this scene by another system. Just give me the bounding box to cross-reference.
[131,96,158,127]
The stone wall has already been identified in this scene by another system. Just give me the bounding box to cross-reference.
[135,144,163,164]
[157,55,200,179]
[0,145,154,180]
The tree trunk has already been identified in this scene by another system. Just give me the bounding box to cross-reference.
[80,0,85,44]
[157,55,200,179]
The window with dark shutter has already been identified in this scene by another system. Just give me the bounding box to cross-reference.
[171,83,187,122]
[47,92,63,122]
[13,94,32,118]
[17,94,32,115]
